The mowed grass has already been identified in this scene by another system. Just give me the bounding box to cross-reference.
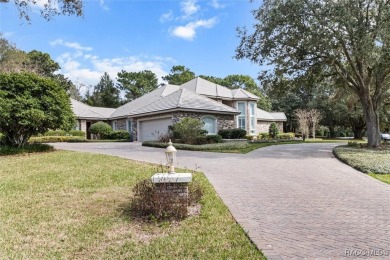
[0,151,263,259]
[334,146,390,185]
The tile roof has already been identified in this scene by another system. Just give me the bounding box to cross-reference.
[71,78,285,121]
[110,84,180,118]
[180,77,259,100]
[130,89,239,116]
[231,88,259,99]
[70,99,115,119]
[257,108,287,121]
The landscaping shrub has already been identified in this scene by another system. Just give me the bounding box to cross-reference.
[230,128,247,139]
[316,129,324,137]
[89,122,112,139]
[0,143,54,156]
[143,141,250,151]
[245,135,257,141]
[130,179,203,220]
[44,130,67,136]
[195,136,207,145]
[269,122,279,139]
[158,131,173,143]
[29,136,85,143]
[188,181,203,205]
[205,134,222,143]
[277,132,295,140]
[258,132,270,139]
[68,130,85,137]
[108,130,131,140]
[171,117,205,144]
[217,129,230,139]
[43,130,85,137]
[218,128,246,139]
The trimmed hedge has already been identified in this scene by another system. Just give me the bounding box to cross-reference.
[29,136,86,143]
[0,143,54,156]
[68,130,85,137]
[206,134,223,143]
[258,132,269,139]
[218,128,247,139]
[108,130,131,140]
[277,132,295,140]
[44,130,85,137]
[142,141,250,151]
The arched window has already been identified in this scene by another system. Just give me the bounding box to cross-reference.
[201,116,217,135]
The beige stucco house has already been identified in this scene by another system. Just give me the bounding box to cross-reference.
[71,77,287,141]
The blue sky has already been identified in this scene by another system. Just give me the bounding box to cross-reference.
[1,0,263,94]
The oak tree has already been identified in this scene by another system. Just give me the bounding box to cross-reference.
[237,0,390,147]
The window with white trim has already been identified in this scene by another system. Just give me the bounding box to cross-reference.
[249,102,256,134]
[237,102,246,130]
[202,116,217,135]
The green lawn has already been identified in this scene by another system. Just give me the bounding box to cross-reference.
[144,139,349,154]
[0,151,263,259]
[334,146,390,185]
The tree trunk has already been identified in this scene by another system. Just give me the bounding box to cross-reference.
[352,127,364,139]
[312,126,316,139]
[329,125,336,138]
[350,115,366,140]
[362,98,381,147]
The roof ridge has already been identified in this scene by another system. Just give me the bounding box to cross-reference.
[182,89,238,112]
[71,98,113,118]
[177,88,184,107]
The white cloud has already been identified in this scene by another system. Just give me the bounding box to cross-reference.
[160,10,173,23]
[99,0,109,11]
[171,18,217,41]
[210,0,224,9]
[50,39,93,51]
[180,0,200,19]
[53,50,173,94]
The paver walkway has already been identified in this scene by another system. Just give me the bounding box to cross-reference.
[53,142,390,259]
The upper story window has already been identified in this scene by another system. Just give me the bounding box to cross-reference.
[249,102,256,134]
[202,116,217,135]
[237,102,246,130]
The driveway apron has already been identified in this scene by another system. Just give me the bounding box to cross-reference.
[53,142,390,259]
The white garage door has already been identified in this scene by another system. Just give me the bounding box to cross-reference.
[139,118,172,141]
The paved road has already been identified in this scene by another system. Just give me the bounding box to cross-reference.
[53,142,390,259]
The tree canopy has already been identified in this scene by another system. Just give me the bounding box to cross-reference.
[117,70,158,102]
[0,72,75,147]
[236,0,390,147]
[1,0,83,21]
[86,72,120,108]
[162,65,195,85]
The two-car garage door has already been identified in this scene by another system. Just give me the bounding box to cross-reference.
[138,117,172,142]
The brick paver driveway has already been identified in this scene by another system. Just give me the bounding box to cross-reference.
[53,142,390,259]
